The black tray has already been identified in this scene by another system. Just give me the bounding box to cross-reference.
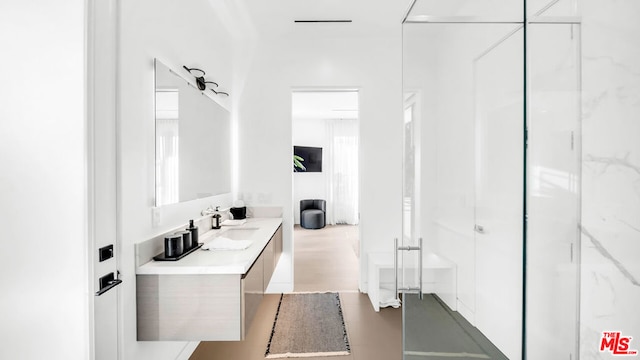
[153,243,203,261]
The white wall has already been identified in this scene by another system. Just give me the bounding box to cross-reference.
[117,1,234,358]
[236,29,403,292]
[0,1,90,359]
[292,119,327,224]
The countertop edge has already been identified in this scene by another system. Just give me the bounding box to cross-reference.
[135,218,282,276]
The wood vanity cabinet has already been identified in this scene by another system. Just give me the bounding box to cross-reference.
[273,225,282,268]
[242,253,263,339]
[136,224,283,341]
[262,225,282,291]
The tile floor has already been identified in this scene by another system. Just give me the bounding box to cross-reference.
[403,294,508,360]
[190,225,403,360]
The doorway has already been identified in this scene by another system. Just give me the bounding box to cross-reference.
[291,90,360,292]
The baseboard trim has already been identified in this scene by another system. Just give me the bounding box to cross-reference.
[265,282,294,294]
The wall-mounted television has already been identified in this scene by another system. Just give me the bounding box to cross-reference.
[294,146,322,173]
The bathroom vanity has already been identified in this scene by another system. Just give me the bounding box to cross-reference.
[135,218,282,341]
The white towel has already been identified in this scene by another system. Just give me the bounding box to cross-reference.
[222,219,247,226]
[202,237,252,251]
[379,288,402,308]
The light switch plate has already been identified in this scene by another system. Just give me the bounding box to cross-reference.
[99,244,114,262]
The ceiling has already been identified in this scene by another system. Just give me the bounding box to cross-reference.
[292,91,359,121]
[212,0,413,38]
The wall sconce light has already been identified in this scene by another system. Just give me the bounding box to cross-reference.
[204,79,230,96]
[183,65,229,96]
[183,66,207,90]
[210,88,229,97]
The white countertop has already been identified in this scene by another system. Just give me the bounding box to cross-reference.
[136,218,282,275]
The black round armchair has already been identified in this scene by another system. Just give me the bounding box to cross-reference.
[300,199,326,229]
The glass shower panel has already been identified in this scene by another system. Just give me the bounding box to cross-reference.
[474,25,524,360]
[408,0,523,21]
[402,21,524,360]
[527,0,579,17]
[403,98,418,244]
[401,91,420,299]
[527,23,581,360]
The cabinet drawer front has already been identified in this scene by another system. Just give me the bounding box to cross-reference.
[242,255,264,338]
[137,274,241,341]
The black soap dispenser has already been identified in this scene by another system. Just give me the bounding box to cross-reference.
[187,219,199,246]
[212,206,222,229]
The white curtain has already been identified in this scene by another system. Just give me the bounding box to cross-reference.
[325,119,359,225]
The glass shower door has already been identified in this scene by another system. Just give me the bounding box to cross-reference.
[402,13,525,359]
[402,1,582,358]
[526,21,581,360]
[474,26,525,360]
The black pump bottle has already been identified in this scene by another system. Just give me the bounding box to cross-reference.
[212,206,222,229]
[187,219,198,246]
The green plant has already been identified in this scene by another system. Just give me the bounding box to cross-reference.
[294,154,306,172]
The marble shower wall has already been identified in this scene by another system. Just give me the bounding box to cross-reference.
[580,0,640,358]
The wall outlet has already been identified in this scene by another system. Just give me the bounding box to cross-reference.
[152,207,161,227]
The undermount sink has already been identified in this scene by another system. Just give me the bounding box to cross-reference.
[220,228,259,240]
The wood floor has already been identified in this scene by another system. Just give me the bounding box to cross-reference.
[189,225,402,360]
[293,225,360,292]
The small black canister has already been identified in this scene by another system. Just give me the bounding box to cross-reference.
[176,230,192,250]
[164,234,184,258]
[230,206,246,220]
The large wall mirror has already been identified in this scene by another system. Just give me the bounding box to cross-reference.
[154,59,231,207]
